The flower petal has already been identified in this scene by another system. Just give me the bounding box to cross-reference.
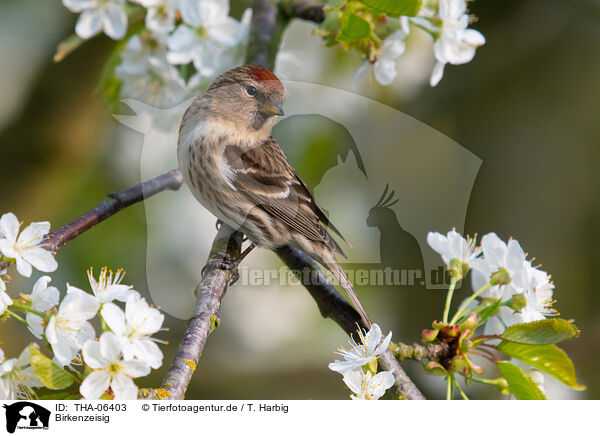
[26,313,44,339]
[373,59,397,86]
[99,332,123,363]
[111,373,139,400]
[101,303,127,335]
[131,340,163,369]
[80,370,111,399]
[22,247,58,273]
[75,9,103,39]
[121,359,151,378]
[342,369,364,395]
[17,221,50,246]
[15,257,32,278]
[82,339,110,369]
[328,357,370,374]
[481,232,507,268]
[0,213,20,242]
[102,2,128,40]
[62,285,100,320]
[369,370,395,399]
[364,323,382,353]
[374,330,392,355]
[429,61,445,87]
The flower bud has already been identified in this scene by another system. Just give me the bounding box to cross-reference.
[422,329,439,343]
[423,361,448,376]
[506,293,527,311]
[451,356,467,373]
[498,378,510,394]
[441,324,460,338]
[459,312,478,330]
[448,258,469,281]
[458,329,472,351]
[490,268,511,286]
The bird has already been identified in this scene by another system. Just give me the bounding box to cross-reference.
[177,64,370,326]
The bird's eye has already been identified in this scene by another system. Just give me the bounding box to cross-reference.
[246,86,257,96]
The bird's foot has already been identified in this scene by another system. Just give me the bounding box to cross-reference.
[201,251,240,285]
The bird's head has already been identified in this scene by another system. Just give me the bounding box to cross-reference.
[202,65,285,136]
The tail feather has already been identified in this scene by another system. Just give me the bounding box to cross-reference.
[325,259,371,327]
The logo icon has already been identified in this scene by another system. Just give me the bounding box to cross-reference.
[3,402,50,433]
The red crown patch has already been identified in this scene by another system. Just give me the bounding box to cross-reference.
[247,65,284,91]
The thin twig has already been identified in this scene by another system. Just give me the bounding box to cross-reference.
[40,169,183,252]
[1,169,184,273]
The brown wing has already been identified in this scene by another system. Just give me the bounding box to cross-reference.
[224,137,348,257]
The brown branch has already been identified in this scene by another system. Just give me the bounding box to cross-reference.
[0,169,184,275]
[391,341,450,362]
[40,169,183,252]
[160,225,243,399]
[246,0,290,69]
[280,0,326,23]
[276,245,426,400]
[276,245,369,336]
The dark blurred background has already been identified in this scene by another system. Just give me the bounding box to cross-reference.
[0,0,598,399]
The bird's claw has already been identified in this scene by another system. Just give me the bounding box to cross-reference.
[201,251,240,286]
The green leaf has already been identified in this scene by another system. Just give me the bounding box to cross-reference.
[361,0,421,17]
[97,41,125,114]
[497,361,546,400]
[501,319,580,345]
[337,13,371,42]
[477,299,503,324]
[497,341,585,390]
[28,344,75,390]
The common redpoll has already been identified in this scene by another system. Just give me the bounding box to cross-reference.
[178,65,370,325]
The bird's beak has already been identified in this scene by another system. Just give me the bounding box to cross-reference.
[262,103,284,116]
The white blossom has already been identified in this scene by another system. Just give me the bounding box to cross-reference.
[167,0,251,78]
[470,233,556,334]
[0,272,12,316]
[0,347,43,400]
[329,323,391,374]
[0,213,57,278]
[101,295,165,369]
[429,0,485,86]
[25,276,60,339]
[427,229,481,268]
[63,0,128,40]
[45,285,100,366]
[0,269,6,292]
[138,0,178,36]
[352,30,408,88]
[87,266,139,304]
[80,332,150,399]
[472,233,529,291]
[0,348,15,400]
[343,368,395,400]
[519,266,557,322]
